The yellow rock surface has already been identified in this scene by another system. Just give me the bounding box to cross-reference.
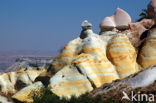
[12,82,43,103]
[72,34,119,87]
[0,73,16,94]
[49,65,93,98]
[52,38,82,72]
[138,29,156,69]
[50,30,120,97]
[0,67,44,95]
[107,34,139,78]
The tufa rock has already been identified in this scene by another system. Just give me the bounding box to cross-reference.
[128,19,155,49]
[107,33,140,78]
[138,27,156,69]
[0,67,44,95]
[49,21,141,97]
[92,65,156,96]
[49,65,93,98]
[148,0,156,18]
[12,81,43,103]
[100,7,131,31]
[0,95,13,103]
[80,20,93,39]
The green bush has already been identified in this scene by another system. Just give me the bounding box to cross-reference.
[30,87,119,103]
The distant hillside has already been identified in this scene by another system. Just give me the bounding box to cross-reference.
[0,50,58,71]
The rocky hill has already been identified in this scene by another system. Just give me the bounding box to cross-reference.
[1,0,156,103]
[5,56,53,72]
[0,50,57,72]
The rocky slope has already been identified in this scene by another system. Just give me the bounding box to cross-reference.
[5,57,53,72]
[1,0,156,102]
[91,65,156,102]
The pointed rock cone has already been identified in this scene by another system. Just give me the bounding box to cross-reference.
[107,33,139,78]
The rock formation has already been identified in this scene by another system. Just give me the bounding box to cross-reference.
[48,20,142,98]
[0,67,45,96]
[148,0,156,18]
[107,33,140,78]
[91,65,156,102]
[138,27,156,69]
[100,7,131,31]
[1,1,156,102]
[0,95,13,103]
[128,19,155,49]
[12,81,43,103]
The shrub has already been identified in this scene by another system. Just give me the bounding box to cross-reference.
[30,87,118,103]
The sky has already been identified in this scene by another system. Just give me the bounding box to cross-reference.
[0,0,150,52]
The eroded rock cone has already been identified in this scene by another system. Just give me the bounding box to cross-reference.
[48,20,143,98]
[51,20,95,73]
[49,20,121,98]
[107,33,140,78]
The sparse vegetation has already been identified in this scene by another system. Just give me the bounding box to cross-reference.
[137,9,149,21]
[30,87,118,103]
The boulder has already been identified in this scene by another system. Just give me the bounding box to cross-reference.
[12,81,43,103]
[0,67,44,95]
[49,65,93,98]
[0,73,16,95]
[138,27,156,69]
[100,7,131,31]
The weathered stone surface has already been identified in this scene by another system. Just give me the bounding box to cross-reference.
[128,19,155,49]
[0,73,16,95]
[51,20,96,73]
[107,34,140,78]
[49,65,93,98]
[100,7,131,31]
[12,82,43,103]
[138,28,156,69]
[52,38,82,72]
[49,21,121,97]
[91,65,156,102]
[0,95,13,103]
[148,0,156,18]
[0,67,44,95]
[72,35,119,87]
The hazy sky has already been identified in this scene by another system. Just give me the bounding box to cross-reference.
[0,0,150,51]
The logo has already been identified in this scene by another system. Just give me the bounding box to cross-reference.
[122,91,154,102]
